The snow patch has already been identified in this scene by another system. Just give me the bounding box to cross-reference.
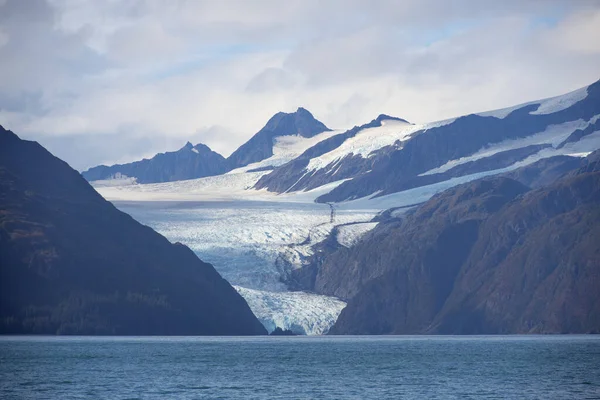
[530,86,589,115]
[227,130,342,174]
[337,222,379,247]
[346,135,599,212]
[478,85,589,119]
[420,118,593,176]
[306,120,420,172]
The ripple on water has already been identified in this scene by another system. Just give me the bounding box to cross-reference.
[1,336,600,399]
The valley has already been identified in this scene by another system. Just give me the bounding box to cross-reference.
[85,79,600,335]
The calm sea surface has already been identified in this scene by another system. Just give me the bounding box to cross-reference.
[1,336,599,399]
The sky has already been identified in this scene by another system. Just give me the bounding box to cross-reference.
[1,0,600,171]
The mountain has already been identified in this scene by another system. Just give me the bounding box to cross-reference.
[0,126,266,335]
[255,114,410,192]
[227,107,331,169]
[82,107,331,183]
[255,80,600,203]
[303,152,600,334]
[82,141,228,184]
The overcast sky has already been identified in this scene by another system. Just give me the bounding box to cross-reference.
[1,0,600,170]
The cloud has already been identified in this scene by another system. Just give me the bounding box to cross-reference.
[1,0,599,170]
[542,9,600,54]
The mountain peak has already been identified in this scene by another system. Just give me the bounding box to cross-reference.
[83,140,227,183]
[263,107,330,138]
[375,114,410,124]
[227,107,331,169]
[181,141,194,150]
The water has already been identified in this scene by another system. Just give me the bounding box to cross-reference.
[1,336,599,399]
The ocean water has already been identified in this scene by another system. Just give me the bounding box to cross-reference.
[1,336,599,399]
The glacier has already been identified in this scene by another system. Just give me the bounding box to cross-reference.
[108,192,377,335]
[96,119,600,334]
[92,81,600,334]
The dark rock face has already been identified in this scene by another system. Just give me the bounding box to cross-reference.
[227,107,331,169]
[284,225,344,292]
[82,142,228,184]
[503,155,581,188]
[0,127,266,335]
[324,155,600,334]
[318,177,530,302]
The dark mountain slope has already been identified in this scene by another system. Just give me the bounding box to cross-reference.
[429,170,600,334]
[82,141,228,184]
[319,80,600,202]
[319,177,529,302]
[0,126,266,335]
[503,155,582,188]
[227,107,330,169]
[324,153,599,334]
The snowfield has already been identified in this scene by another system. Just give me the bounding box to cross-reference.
[302,117,456,174]
[228,129,341,174]
[420,117,596,176]
[478,85,589,119]
[306,119,417,171]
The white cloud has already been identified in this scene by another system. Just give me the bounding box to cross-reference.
[1,0,599,170]
[541,9,600,55]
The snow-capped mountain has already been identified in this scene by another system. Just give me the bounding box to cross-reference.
[82,141,228,184]
[226,107,331,169]
[83,107,333,185]
[257,80,600,203]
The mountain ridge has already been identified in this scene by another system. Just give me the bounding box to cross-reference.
[82,107,332,184]
[317,152,600,334]
[249,79,600,203]
[0,126,267,335]
[82,140,228,184]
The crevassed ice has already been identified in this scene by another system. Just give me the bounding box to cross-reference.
[235,286,346,335]
[111,198,375,334]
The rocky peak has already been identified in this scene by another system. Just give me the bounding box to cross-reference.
[226,108,331,169]
[375,114,410,124]
[262,107,330,138]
